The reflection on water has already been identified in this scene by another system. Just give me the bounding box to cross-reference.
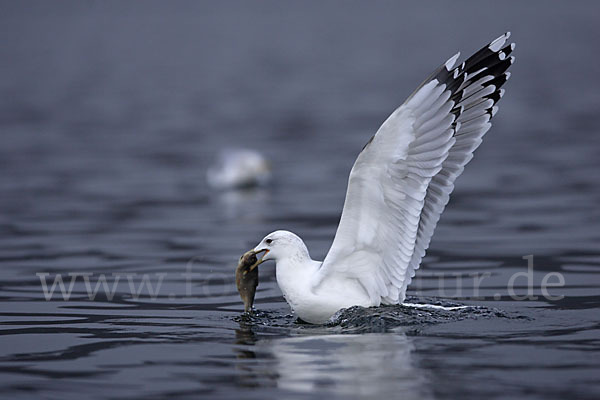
[216,188,272,221]
[265,334,427,399]
[234,320,430,399]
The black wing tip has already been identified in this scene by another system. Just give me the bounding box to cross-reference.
[447,34,516,125]
[415,33,515,130]
[438,33,515,84]
[424,33,516,94]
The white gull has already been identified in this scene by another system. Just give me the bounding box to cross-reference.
[252,33,515,324]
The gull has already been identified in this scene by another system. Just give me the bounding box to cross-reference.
[250,33,515,324]
[207,148,271,190]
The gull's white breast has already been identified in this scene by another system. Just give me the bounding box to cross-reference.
[275,258,372,324]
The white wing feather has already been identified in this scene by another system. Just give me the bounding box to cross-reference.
[313,33,515,305]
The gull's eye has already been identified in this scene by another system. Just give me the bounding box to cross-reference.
[265,238,273,244]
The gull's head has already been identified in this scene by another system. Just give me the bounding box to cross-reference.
[253,230,309,263]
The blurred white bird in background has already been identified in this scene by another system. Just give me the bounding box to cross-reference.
[207,148,271,190]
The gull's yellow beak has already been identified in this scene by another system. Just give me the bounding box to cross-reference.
[255,249,269,263]
[248,249,269,271]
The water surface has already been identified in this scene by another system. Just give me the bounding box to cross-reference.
[1,2,599,399]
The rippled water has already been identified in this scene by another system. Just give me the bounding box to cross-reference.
[1,2,600,399]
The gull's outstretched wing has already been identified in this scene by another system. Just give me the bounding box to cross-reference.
[313,33,515,304]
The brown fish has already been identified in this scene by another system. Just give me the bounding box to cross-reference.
[236,250,262,313]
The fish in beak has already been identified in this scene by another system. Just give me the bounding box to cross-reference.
[235,249,267,313]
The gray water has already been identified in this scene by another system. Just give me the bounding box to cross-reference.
[1,1,599,399]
